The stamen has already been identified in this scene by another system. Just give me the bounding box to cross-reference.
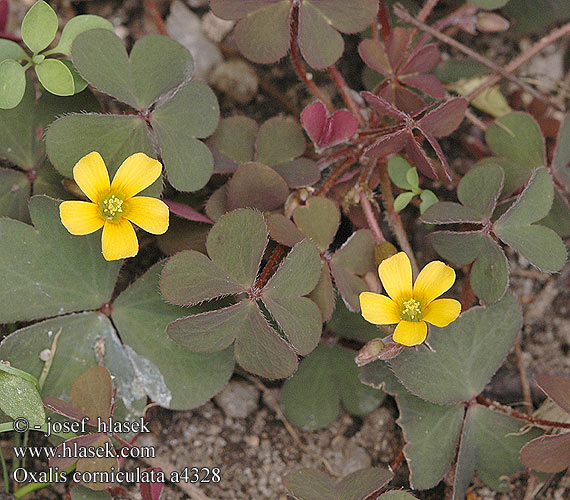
[400,298,423,322]
[100,194,124,221]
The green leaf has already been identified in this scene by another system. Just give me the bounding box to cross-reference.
[206,209,267,289]
[0,59,26,109]
[21,0,58,53]
[0,39,30,62]
[45,113,159,196]
[539,188,570,238]
[453,405,542,499]
[405,167,419,189]
[264,240,322,297]
[553,113,570,190]
[430,231,508,303]
[282,345,383,429]
[35,58,75,96]
[60,60,88,94]
[0,369,45,427]
[472,0,509,9]
[227,162,289,211]
[421,201,485,224]
[233,2,291,65]
[470,236,509,303]
[298,2,344,69]
[307,264,335,322]
[269,158,320,188]
[293,197,340,251]
[419,189,438,214]
[266,213,306,247]
[113,262,235,410]
[47,15,114,57]
[495,168,567,272]
[211,116,257,163]
[70,366,113,422]
[72,30,195,110]
[0,79,35,167]
[391,294,521,403]
[457,164,503,220]
[485,112,545,169]
[475,157,531,197]
[284,467,393,500]
[388,156,413,190]
[0,196,121,323]
[393,192,414,212]
[255,117,306,166]
[151,81,219,191]
[0,168,30,222]
[379,492,419,500]
[327,295,382,342]
[504,0,570,34]
[0,312,146,422]
[161,250,246,305]
[396,390,465,489]
[71,485,112,500]
[430,231,484,266]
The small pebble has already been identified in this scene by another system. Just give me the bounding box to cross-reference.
[209,59,259,104]
[214,380,259,418]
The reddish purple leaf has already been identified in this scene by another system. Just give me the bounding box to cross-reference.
[164,199,214,225]
[210,0,275,20]
[140,468,165,500]
[401,74,445,99]
[419,98,468,137]
[358,38,390,75]
[401,44,440,74]
[421,128,452,181]
[405,133,437,179]
[520,432,570,473]
[377,84,396,107]
[49,433,107,469]
[393,85,426,114]
[385,27,410,70]
[43,397,95,426]
[301,101,357,148]
[535,373,570,415]
[362,91,408,121]
[0,0,8,32]
[364,129,408,159]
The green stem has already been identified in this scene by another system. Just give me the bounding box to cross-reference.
[13,464,76,499]
[0,444,9,493]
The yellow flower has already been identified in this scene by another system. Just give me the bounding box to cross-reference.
[359,252,461,346]
[59,151,169,261]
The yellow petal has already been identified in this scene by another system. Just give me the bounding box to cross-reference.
[73,152,110,203]
[360,292,400,325]
[423,299,461,327]
[378,252,412,304]
[413,261,456,307]
[110,153,162,199]
[393,320,427,346]
[59,201,104,235]
[101,220,138,261]
[125,196,169,235]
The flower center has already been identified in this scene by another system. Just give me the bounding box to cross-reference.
[100,194,125,222]
[400,298,423,322]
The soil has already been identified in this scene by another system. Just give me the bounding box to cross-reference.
[2,1,569,499]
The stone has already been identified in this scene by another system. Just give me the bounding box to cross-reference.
[214,380,259,418]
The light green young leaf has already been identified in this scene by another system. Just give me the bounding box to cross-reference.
[47,15,114,57]
[393,192,414,212]
[0,39,30,62]
[35,58,75,96]
[0,59,26,109]
[0,366,45,427]
[388,156,413,190]
[21,0,58,53]
[405,167,419,189]
[419,189,438,213]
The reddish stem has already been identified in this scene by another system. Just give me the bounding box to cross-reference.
[144,0,169,36]
[315,155,359,197]
[360,191,386,243]
[459,264,475,311]
[390,446,406,473]
[289,4,335,113]
[377,0,391,42]
[476,395,570,429]
[326,65,366,127]
[254,245,285,290]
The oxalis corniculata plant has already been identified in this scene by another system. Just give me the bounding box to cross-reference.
[0,0,569,499]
